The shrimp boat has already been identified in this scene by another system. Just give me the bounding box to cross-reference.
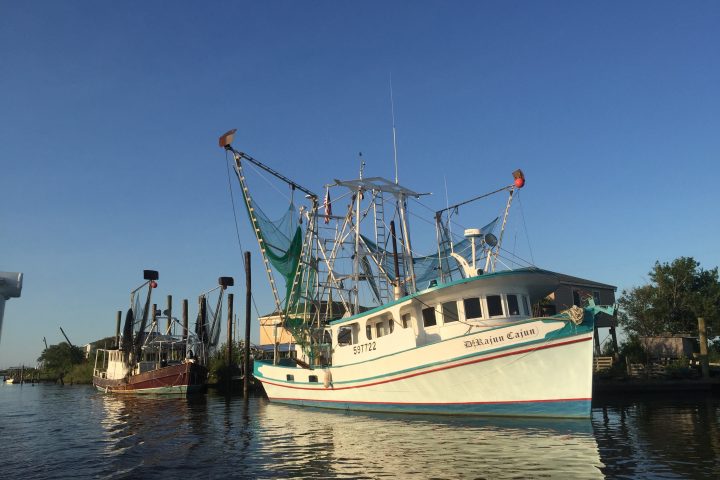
[219,129,612,417]
[93,271,230,395]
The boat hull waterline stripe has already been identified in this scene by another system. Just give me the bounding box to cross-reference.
[256,335,592,392]
[271,398,592,418]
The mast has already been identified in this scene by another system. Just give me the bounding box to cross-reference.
[489,188,515,272]
[397,193,416,293]
[353,185,362,314]
[490,170,525,271]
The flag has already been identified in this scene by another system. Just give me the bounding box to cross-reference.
[324,188,332,224]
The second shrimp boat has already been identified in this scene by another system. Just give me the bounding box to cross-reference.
[92,271,232,395]
[219,129,612,418]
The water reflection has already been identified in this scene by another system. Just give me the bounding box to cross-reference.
[251,403,604,479]
[97,393,605,479]
[96,393,209,478]
[593,394,720,479]
[2,385,719,479]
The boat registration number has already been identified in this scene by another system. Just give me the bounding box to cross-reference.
[353,341,376,355]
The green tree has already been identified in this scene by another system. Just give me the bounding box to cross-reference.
[37,342,84,377]
[618,257,720,337]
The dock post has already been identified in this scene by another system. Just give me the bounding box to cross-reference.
[227,293,234,393]
[610,325,619,358]
[244,251,251,398]
[182,299,188,343]
[698,316,710,379]
[166,295,172,335]
[115,311,122,349]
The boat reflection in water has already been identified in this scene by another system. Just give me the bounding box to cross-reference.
[253,402,605,479]
[94,393,603,479]
[90,391,720,478]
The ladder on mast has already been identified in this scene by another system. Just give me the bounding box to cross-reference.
[373,190,391,304]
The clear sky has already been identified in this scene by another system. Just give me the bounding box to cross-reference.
[1,1,719,367]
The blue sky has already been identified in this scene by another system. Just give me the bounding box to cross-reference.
[1,1,719,367]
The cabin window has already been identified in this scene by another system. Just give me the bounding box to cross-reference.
[506,295,520,316]
[402,313,411,328]
[366,325,373,340]
[422,307,437,327]
[376,323,385,338]
[338,326,354,345]
[286,374,295,382]
[442,301,459,323]
[593,291,601,304]
[521,296,530,316]
[308,375,318,383]
[487,295,504,317]
[388,318,395,333]
[464,297,483,320]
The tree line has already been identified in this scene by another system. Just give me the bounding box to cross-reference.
[618,256,719,339]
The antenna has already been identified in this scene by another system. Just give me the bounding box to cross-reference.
[390,74,399,184]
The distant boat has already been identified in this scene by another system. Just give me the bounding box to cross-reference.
[4,377,15,384]
[93,270,208,395]
[219,129,613,418]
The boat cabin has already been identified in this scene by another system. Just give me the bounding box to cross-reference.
[327,280,537,367]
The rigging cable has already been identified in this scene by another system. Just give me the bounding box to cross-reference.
[515,190,535,266]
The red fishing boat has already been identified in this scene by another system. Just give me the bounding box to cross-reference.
[93,270,231,395]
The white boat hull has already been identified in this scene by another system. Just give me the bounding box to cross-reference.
[255,317,595,418]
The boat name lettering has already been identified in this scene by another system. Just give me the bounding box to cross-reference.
[464,327,538,349]
[353,342,376,355]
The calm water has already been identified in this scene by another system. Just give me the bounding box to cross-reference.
[0,383,718,479]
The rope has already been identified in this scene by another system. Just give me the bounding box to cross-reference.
[564,305,585,325]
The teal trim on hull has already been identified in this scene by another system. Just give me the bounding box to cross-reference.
[271,398,592,419]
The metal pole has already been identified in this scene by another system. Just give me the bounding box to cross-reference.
[244,251,252,397]
[227,293,234,393]
[397,194,416,293]
[390,221,402,300]
[353,187,362,314]
[491,188,515,271]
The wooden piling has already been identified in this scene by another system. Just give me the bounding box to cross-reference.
[698,316,710,379]
[199,295,207,363]
[115,311,122,349]
[610,325,619,358]
[244,251,252,397]
[182,299,188,343]
[227,293,234,392]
